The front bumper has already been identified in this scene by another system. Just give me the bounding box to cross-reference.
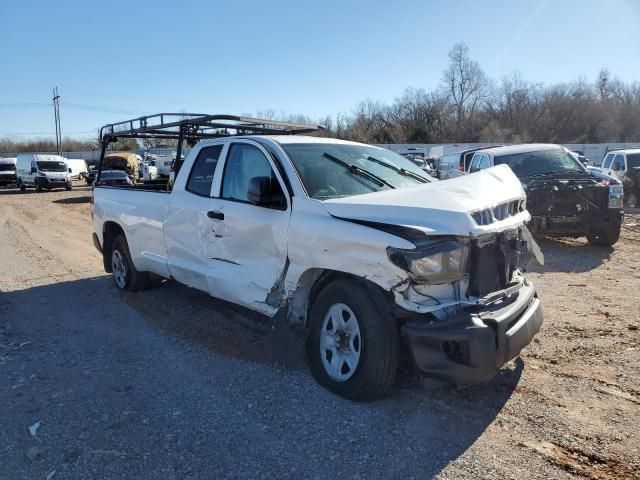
[0,174,16,184]
[529,209,622,236]
[36,177,71,188]
[402,281,543,385]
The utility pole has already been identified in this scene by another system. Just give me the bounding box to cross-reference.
[52,87,62,156]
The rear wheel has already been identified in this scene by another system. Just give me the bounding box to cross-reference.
[586,226,620,247]
[306,279,399,400]
[110,235,149,291]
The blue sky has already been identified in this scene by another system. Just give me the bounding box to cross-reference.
[1,0,639,139]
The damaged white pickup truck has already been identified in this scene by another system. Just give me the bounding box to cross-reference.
[91,114,544,400]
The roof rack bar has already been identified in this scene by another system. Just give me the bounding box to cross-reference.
[99,113,324,144]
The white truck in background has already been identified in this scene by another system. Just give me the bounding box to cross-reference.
[65,158,88,180]
[16,154,72,191]
[0,157,17,186]
[91,114,544,400]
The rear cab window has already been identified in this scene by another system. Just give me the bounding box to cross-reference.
[602,153,614,168]
[186,145,223,197]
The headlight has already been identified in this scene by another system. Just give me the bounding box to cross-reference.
[608,183,623,209]
[388,238,469,284]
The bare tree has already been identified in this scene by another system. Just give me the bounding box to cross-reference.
[442,43,492,139]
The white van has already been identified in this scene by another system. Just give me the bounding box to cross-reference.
[65,158,88,180]
[16,154,72,192]
[0,157,17,186]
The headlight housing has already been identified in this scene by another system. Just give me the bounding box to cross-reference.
[388,238,469,284]
[608,183,623,209]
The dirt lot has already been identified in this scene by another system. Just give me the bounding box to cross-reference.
[1,185,639,479]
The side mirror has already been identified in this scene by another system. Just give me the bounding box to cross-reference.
[68,168,72,173]
[247,176,272,206]
[31,167,37,174]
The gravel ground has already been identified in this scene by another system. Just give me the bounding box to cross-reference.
[0,185,638,480]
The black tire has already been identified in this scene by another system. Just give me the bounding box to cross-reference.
[625,193,637,209]
[65,185,72,191]
[586,226,620,247]
[110,235,149,291]
[306,279,399,400]
[35,184,43,192]
[19,181,26,191]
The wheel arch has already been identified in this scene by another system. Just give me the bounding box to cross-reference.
[285,268,393,327]
[102,221,126,273]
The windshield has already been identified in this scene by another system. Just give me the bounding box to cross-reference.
[0,164,15,171]
[282,143,434,200]
[627,154,640,170]
[37,161,67,172]
[494,148,584,177]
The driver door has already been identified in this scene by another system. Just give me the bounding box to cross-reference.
[204,140,291,315]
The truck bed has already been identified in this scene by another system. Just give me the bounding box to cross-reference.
[93,185,172,277]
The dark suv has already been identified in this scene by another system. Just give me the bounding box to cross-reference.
[467,144,623,246]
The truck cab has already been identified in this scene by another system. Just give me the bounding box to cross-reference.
[467,144,623,246]
[599,149,640,207]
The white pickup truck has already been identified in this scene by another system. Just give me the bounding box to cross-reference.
[92,119,544,400]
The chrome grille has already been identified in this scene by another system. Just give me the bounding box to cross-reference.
[472,200,524,226]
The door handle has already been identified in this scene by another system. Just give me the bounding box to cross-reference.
[207,211,224,220]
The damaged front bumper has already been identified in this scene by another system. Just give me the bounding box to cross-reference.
[529,209,622,236]
[401,280,543,385]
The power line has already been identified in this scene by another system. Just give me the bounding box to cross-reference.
[0,130,97,135]
[0,101,149,115]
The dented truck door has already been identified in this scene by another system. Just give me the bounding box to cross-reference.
[164,143,227,293]
[202,140,291,315]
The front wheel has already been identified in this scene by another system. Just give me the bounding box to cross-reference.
[306,279,399,400]
[19,180,26,191]
[110,235,149,291]
[586,226,621,247]
[65,185,72,191]
[625,193,637,209]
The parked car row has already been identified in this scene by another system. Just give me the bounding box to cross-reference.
[590,148,640,208]
[430,144,624,246]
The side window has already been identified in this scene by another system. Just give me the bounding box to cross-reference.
[612,154,625,172]
[186,145,223,197]
[469,154,482,172]
[221,143,285,207]
[478,154,491,170]
[602,153,614,168]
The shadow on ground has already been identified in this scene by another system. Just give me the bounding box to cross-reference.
[529,236,613,273]
[1,275,523,478]
[52,195,92,204]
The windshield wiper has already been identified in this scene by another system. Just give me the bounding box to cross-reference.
[366,156,429,183]
[322,153,396,189]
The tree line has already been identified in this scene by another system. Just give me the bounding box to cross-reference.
[328,43,640,145]
[2,43,640,153]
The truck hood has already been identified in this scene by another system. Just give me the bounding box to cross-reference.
[323,165,530,237]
